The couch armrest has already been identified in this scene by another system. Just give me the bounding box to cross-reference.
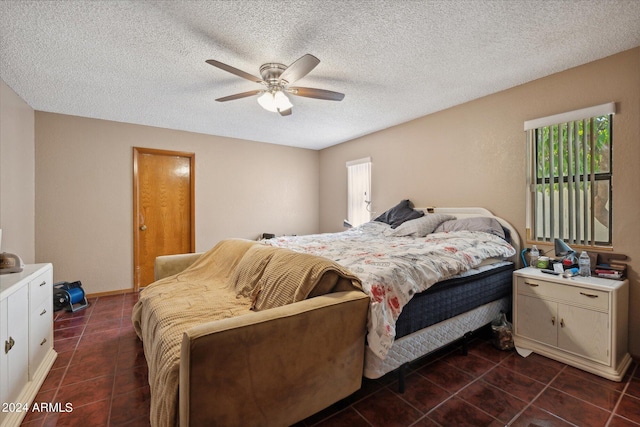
[154,253,203,281]
[180,290,370,427]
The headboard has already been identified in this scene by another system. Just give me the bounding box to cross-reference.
[418,207,522,264]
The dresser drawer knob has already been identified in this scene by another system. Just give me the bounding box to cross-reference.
[40,308,47,316]
[39,281,46,287]
[551,316,555,326]
[580,292,599,298]
[525,282,539,287]
[40,338,47,346]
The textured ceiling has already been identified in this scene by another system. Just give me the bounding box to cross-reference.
[1,1,639,150]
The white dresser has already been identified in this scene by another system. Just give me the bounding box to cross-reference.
[513,267,631,381]
[0,264,57,427]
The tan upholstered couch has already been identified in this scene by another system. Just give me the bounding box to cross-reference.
[153,252,370,427]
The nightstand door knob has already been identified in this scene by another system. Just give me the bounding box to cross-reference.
[4,337,15,354]
[551,316,555,326]
[560,319,565,328]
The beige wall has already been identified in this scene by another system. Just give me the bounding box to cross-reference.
[34,113,319,295]
[0,79,35,263]
[4,47,639,354]
[319,47,640,356]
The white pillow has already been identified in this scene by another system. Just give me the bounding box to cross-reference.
[387,213,456,237]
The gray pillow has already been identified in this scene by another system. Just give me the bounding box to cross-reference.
[434,217,505,239]
[387,213,456,237]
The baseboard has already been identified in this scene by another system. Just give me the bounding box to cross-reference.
[86,288,137,298]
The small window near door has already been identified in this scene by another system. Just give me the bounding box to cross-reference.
[525,103,615,248]
[346,157,372,227]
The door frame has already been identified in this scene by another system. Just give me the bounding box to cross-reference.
[132,147,196,291]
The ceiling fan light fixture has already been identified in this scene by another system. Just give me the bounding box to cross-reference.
[208,54,344,115]
[257,91,277,112]
[257,90,292,113]
[274,90,293,112]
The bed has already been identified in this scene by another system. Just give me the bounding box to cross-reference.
[133,204,520,426]
[261,205,521,381]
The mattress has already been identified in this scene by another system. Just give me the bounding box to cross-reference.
[395,262,514,339]
[364,262,514,378]
[262,223,517,359]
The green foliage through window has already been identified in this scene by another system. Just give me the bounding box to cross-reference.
[531,115,612,246]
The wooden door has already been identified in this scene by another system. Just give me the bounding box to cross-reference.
[133,147,195,290]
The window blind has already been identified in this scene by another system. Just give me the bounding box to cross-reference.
[525,103,615,247]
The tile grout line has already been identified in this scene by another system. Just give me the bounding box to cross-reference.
[45,296,98,426]
[502,364,581,427]
[106,296,125,427]
[393,343,558,426]
[400,353,505,426]
[441,357,520,426]
[55,296,128,424]
[349,406,375,427]
[47,301,638,427]
[604,363,638,427]
[495,352,638,425]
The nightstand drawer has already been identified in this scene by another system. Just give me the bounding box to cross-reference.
[516,277,609,311]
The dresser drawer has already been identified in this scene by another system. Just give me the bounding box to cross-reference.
[516,277,609,311]
[29,268,53,310]
[29,297,53,375]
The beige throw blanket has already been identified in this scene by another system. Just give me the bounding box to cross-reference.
[132,239,362,427]
[233,243,362,310]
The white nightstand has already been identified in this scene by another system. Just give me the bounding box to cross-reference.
[513,267,631,381]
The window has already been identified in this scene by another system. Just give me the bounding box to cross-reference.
[525,102,615,247]
[346,157,372,227]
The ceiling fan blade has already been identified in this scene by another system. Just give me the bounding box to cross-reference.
[206,59,263,83]
[215,90,263,102]
[287,87,345,101]
[278,108,292,116]
[278,54,320,84]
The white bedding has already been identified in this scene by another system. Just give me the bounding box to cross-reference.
[262,221,516,360]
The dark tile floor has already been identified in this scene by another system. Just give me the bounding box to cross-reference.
[21,293,640,426]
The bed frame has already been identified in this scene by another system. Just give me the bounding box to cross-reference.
[363,207,522,388]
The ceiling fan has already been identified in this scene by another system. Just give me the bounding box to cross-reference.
[206,54,345,116]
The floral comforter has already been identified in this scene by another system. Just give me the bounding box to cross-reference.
[262,222,516,360]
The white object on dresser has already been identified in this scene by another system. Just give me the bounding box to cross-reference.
[0,264,57,427]
[513,267,630,381]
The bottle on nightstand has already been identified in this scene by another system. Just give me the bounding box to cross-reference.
[529,245,539,267]
[578,251,591,277]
